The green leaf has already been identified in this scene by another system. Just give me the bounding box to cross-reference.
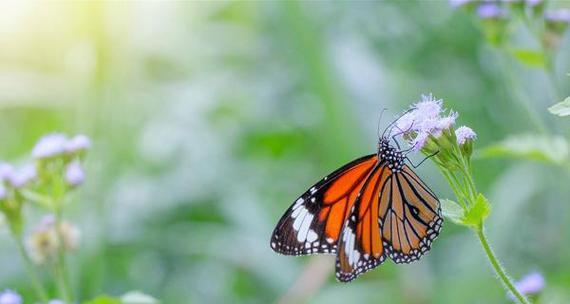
[478,134,569,165]
[461,194,491,229]
[441,199,465,225]
[121,291,160,304]
[548,97,570,117]
[84,296,121,304]
[511,48,545,68]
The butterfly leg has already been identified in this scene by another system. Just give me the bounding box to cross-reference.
[390,122,415,150]
[405,150,439,168]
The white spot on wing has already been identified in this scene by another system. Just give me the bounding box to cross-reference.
[306,230,318,243]
[291,205,303,219]
[292,198,305,211]
[297,212,314,242]
[293,207,308,231]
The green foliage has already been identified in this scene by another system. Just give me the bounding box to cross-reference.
[442,196,492,230]
[548,97,570,117]
[478,134,569,165]
[510,49,546,68]
[121,291,160,304]
[441,199,465,225]
[0,1,568,303]
[84,296,121,304]
[461,194,491,230]
[85,291,159,304]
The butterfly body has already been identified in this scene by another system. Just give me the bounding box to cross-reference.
[271,136,443,282]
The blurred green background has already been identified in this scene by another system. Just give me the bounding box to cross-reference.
[0,1,569,303]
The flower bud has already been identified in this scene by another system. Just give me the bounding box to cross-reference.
[0,163,14,182]
[31,133,68,160]
[455,126,477,157]
[543,9,570,49]
[0,289,22,304]
[65,160,85,187]
[8,164,37,189]
[26,215,81,264]
[65,134,91,154]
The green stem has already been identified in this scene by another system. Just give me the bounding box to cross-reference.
[476,227,530,304]
[13,236,49,302]
[54,209,72,303]
[442,170,467,207]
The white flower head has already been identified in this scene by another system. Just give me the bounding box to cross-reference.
[27,216,59,264]
[449,0,474,8]
[60,221,81,250]
[393,112,416,136]
[9,164,37,188]
[525,0,543,7]
[544,9,570,24]
[26,215,82,263]
[65,134,91,154]
[411,132,430,151]
[65,160,85,187]
[0,289,22,304]
[455,126,477,145]
[392,94,458,150]
[509,271,545,300]
[0,163,14,182]
[414,94,443,120]
[32,133,68,159]
[477,3,508,19]
[437,112,458,131]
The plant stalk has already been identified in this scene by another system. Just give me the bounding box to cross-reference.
[13,236,49,302]
[476,227,530,304]
[54,209,72,303]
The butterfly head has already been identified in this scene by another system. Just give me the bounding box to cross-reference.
[378,137,404,172]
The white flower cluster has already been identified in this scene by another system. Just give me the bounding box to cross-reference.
[393,94,475,151]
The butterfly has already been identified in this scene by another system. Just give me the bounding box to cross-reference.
[270,126,443,282]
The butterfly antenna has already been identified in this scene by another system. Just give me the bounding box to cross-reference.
[377,108,388,139]
[381,108,414,139]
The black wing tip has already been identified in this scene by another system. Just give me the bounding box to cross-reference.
[385,217,443,264]
[334,254,387,283]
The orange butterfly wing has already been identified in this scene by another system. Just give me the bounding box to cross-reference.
[271,153,443,282]
[379,165,443,264]
[270,154,378,256]
[336,165,391,282]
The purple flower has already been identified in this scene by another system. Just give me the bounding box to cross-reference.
[394,94,443,135]
[9,164,37,188]
[393,94,459,151]
[525,0,543,7]
[544,9,570,24]
[0,289,22,304]
[509,271,545,299]
[414,94,443,120]
[455,126,477,145]
[477,3,507,19]
[32,133,68,159]
[435,112,458,134]
[0,162,14,182]
[65,134,91,154]
[65,160,85,186]
[411,132,430,151]
[449,0,473,8]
